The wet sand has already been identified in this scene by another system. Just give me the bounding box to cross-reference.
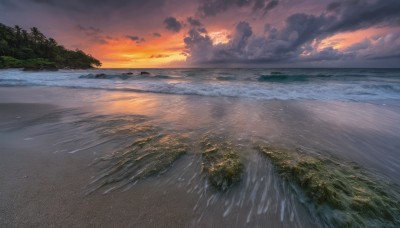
[0,87,303,228]
[1,86,400,227]
[0,102,198,228]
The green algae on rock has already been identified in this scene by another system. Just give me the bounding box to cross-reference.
[257,144,400,227]
[88,133,187,193]
[77,114,189,193]
[201,135,243,192]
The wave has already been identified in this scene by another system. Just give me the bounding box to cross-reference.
[362,84,400,93]
[1,69,400,101]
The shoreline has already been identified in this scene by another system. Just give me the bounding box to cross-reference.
[1,86,400,227]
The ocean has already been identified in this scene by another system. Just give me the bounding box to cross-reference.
[1,68,400,101]
[1,68,400,227]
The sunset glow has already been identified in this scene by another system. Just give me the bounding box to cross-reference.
[1,0,399,67]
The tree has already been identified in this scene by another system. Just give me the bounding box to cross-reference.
[0,22,101,69]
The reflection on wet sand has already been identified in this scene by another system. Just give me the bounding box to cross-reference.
[2,87,400,227]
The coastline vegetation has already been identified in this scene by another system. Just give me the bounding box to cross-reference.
[0,23,101,70]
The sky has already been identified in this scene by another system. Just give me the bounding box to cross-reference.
[1,0,400,68]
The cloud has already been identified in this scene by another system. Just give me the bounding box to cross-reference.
[186,0,400,65]
[183,20,213,62]
[3,0,400,67]
[27,0,166,12]
[187,17,202,27]
[164,17,182,32]
[76,25,109,44]
[197,0,280,17]
[299,47,349,62]
[76,25,102,34]
[346,32,400,60]
[265,0,278,11]
[0,0,168,32]
[127,35,145,43]
[32,0,54,4]
[150,54,170,58]
[153,32,162,37]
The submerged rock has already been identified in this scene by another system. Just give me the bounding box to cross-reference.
[257,144,400,227]
[79,73,131,80]
[257,74,307,82]
[89,132,187,193]
[75,115,188,193]
[201,135,243,192]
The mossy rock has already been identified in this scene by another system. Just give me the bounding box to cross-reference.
[201,135,243,192]
[257,144,400,227]
[89,133,187,193]
[80,115,188,193]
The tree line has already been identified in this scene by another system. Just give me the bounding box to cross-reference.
[0,23,101,70]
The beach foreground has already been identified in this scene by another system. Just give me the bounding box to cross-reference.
[1,86,400,227]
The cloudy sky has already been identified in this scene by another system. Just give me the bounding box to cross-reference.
[1,0,399,67]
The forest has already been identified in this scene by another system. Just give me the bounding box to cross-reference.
[0,23,101,70]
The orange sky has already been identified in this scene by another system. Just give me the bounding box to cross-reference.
[86,34,186,68]
[318,27,392,51]
[87,27,391,68]
[3,0,398,67]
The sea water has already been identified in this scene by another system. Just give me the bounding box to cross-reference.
[1,68,400,227]
[1,68,400,101]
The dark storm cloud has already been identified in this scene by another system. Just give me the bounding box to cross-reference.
[326,1,341,12]
[324,0,400,32]
[153,32,162,37]
[187,17,202,27]
[346,32,400,60]
[164,17,182,32]
[0,0,169,33]
[183,20,213,62]
[186,0,400,65]
[262,0,279,14]
[300,47,349,62]
[197,0,280,17]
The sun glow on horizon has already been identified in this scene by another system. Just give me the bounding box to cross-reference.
[85,34,186,68]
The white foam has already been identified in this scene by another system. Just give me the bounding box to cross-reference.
[1,69,400,101]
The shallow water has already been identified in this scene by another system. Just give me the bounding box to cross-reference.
[1,68,400,227]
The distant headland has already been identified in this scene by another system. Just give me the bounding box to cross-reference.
[0,23,101,70]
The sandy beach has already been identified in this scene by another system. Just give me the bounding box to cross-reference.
[0,102,196,227]
[1,85,400,227]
